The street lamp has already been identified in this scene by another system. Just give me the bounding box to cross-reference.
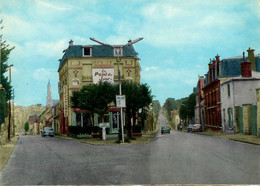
[90,37,143,143]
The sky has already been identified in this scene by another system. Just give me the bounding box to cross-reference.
[1,0,260,107]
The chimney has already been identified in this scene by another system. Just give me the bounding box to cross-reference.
[247,47,255,70]
[241,52,252,77]
[215,54,220,63]
[69,39,74,46]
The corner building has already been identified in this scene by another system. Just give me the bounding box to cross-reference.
[58,40,141,134]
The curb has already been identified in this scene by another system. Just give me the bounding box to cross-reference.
[55,130,159,146]
[195,132,260,146]
[0,136,19,171]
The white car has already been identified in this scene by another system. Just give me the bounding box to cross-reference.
[41,127,54,137]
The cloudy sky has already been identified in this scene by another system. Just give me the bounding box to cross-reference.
[1,0,260,106]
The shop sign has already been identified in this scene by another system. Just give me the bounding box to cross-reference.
[93,69,114,84]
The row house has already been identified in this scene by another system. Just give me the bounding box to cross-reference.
[202,48,260,134]
[58,40,141,135]
[220,48,260,135]
[203,55,222,131]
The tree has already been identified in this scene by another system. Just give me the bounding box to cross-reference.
[121,81,153,139]
[187,93,196,120]
[0,21,14,127]
[163,98,182,121]
[71,82,117,124]
[24,122,29,132]
[152,100,161,121]
[179,93,196,125]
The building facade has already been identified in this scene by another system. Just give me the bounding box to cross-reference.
[58,40,141,134]
[220,49,260,135]
[203,55,222,131]
[194,76,205,128]
[203,48,260,132]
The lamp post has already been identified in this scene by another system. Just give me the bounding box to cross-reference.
[90,37,143,143]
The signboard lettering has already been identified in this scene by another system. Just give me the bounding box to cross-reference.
[92,69,114,84]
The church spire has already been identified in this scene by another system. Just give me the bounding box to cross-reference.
[46,80,53,108]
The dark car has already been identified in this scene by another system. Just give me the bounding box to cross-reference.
[161,126,171,134]
[187,124,194,132]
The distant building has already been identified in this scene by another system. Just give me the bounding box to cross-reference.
[171,110,180,130]
[46,80,53,108]
[58,40,141,134]
[28,115,39,124]
[194,76,205,128]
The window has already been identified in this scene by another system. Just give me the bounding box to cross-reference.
[227,84,230,97]
[76,113,81,126]
[82,47,92,57]
[114,47,123,57]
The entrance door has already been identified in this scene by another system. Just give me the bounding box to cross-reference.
[228,108,233,129]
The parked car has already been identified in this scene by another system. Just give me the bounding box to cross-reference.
[187,124,194,132]
[41,127,54,137]
[161,126,171,134]
[192,124,202,132]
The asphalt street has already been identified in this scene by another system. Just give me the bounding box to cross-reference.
[0,110,260,185]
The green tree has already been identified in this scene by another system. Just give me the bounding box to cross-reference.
[179,93,196,125]
[163,98,182,121]
[71,82,117,123]
[121,81,153,139]
[24,122,29,132]
[187,93,196,120]
[152,100,161,121]
[0,21,14,126]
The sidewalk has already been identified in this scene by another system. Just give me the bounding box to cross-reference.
[0,135,19,171]
[196,131,260,145]
[56,129,159,146]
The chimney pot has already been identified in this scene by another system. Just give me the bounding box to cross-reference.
[247,47,255,70]
[69,39,74,46]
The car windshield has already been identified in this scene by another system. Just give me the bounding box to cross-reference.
[44,128,53,131]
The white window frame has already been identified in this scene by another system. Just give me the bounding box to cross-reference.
[82,46,92,57]
[114,47,123,57]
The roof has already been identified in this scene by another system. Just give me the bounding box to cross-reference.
[58,44,139,70]
[221,56,260,77]
[28,115,39,124]
[221,71,260,85]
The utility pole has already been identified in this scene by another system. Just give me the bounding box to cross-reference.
[8,64,13,140]
[90,37,143,143]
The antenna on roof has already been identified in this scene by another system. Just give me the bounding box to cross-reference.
[90,37,110,46]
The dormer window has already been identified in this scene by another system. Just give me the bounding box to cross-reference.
[82,47,92,57]
[114,47,123,57]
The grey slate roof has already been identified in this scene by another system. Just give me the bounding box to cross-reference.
[58,44,139,70]
[221,56,260,77]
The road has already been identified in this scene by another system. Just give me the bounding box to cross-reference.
[1,110,260,185]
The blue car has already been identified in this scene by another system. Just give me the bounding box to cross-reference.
[41,127,54,137]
